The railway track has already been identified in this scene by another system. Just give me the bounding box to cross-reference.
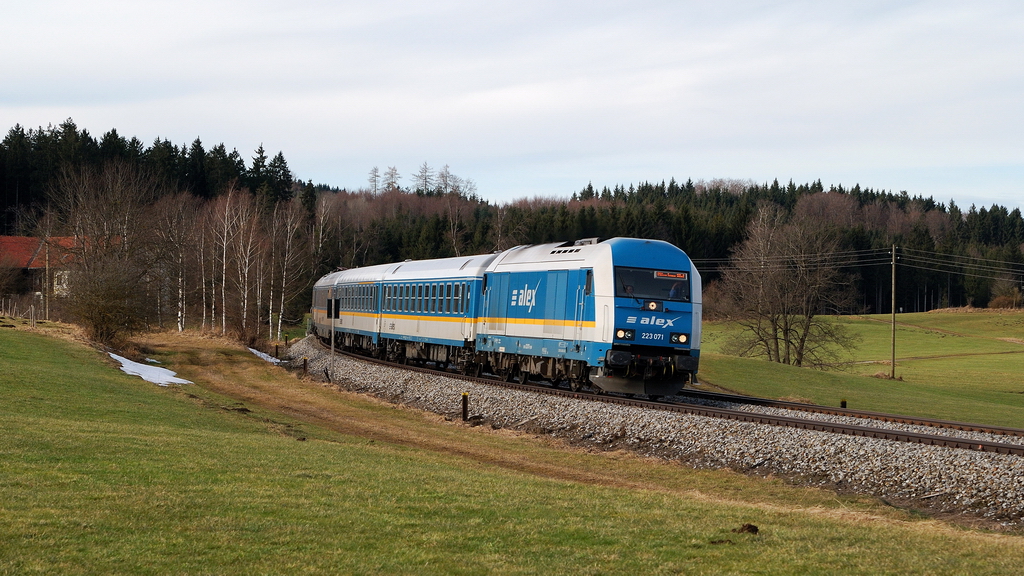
[315,342,1024,457]
[675,388,1024,437]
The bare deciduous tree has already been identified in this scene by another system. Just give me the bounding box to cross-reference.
[230,193,263,335]
[210,188,241,334]
[717,204,858,367]
[367,166,380,195]
[152,193,199,332]
[488,204,526,252]
[382,166,400,192]
[268,198,307,340]
[49,160,163,342]
[436,165,475,256]
[414,162,434,193]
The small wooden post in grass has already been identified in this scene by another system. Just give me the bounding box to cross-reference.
[841,399,847,409]
[302,357,308,376]
[462,392,469,421]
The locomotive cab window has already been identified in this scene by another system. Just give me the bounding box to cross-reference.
[614,267,690,302]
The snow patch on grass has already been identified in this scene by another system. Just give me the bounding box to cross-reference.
[109,353,192,386]
[248,347,282,365]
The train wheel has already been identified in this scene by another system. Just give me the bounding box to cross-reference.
[516,371,531,384]
[569,379,580,392]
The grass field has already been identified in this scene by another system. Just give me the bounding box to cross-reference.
[699,309,1024,428]
[4,320,1024,573]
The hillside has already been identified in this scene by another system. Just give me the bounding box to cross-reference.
[699,309,1024,427]
[4,320,1024,573]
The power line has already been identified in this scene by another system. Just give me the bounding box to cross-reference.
[897,261,1023,283]
[696,246,1024,284]
[902,247,1024,273]
[692,247,888,265]
[900,254,1024,277]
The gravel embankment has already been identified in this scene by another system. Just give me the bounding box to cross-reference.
[289,337,1024,527]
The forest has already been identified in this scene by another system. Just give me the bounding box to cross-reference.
[2,119,1023,343]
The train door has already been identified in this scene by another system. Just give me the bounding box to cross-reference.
[373,283,381,339]
[571,269,592,347]
[460,282,474,341]
[542,270,568,340]
[484,272,509,336]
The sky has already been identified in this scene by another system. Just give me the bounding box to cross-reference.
[2,0,1022,209]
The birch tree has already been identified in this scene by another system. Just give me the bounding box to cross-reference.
[230,192,263,334]
[152,193,199,332]
[268,198,307,340]
[210,187,244,334]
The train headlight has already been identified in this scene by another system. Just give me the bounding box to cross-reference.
[670,333,689,344]
[615,328,635,340]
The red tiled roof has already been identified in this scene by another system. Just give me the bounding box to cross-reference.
[0,236,42,269]
[0,236,77,269]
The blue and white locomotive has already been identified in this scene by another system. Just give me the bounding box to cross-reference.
[310,237,702,397]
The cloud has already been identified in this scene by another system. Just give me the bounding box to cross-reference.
[2,1,1021,207]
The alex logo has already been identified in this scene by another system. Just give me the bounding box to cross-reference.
[626,315,680,327]
[510,282,540,313]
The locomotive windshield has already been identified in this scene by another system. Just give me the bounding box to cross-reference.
[614,267,690,302]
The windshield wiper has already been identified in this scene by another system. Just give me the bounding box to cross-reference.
[618,277,644,308]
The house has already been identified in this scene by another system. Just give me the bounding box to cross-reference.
[0,236,73,296]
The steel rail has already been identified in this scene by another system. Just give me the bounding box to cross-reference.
[675,388,1024,437]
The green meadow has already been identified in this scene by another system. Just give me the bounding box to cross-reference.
[699,310,1024,428]
[4,319,1024,573]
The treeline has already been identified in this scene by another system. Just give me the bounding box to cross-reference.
[341,178,1024,313]
[5,120,1024,344]
[0,119,304,235]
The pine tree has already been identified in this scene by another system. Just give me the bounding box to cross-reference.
[267,151,292,202]
[248,145,268,192]
[186,138,209,198]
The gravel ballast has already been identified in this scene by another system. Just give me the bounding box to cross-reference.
[289,336,1024,527]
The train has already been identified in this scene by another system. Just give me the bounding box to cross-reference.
[309,237,702,397]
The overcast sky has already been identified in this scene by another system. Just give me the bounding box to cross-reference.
[3,1,1021,208]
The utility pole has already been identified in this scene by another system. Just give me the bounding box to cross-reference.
[330,286,335,381]
[44,242,49,321]
[890,245,897,380]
